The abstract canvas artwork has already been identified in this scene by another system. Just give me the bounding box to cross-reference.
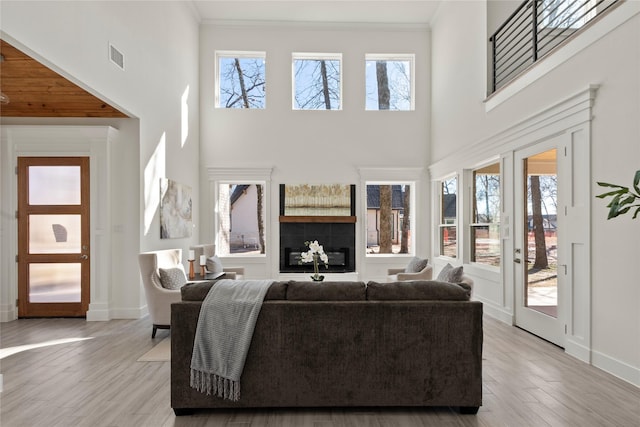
[160,178,193,239]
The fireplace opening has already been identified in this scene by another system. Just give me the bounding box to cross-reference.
[283,247,351,273]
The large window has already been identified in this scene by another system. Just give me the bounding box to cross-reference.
[439,176,457,258]
[215,51,266,109]
[365,54,414,111]
[365,183,413,255]
[471,163,501,266]
[217,183,266,256]
[292,53,342,110]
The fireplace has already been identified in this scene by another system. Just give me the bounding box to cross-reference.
[279,184,356,274]
[283,247,350,273]
[279,222,356,273]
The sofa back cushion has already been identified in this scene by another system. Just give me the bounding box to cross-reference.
[366,280,471,301]
[181,280,288,301]
[286,281,366,301]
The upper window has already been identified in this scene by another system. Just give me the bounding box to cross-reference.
[215,51,266,109]
[217,183,266,256]
[471,163,501,267]
[365,54,414,111]
[439,176,457,258]
[365,183,413,255]
[292,53,342,110]
[540,0,597,29]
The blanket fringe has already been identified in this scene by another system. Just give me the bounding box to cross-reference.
[190,368,241,402]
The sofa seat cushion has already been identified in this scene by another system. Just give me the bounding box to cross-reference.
[286,281,366,301]
[366,280,471,301]
[181,280,288,301]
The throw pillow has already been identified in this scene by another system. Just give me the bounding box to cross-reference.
[436,263,464,283]
[158,266,187,290]
[405,256,428,273]
[206,255,224,273]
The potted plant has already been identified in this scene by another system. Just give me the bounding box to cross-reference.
[596,170,640,220]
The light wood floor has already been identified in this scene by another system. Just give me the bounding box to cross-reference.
[1,315,638,427]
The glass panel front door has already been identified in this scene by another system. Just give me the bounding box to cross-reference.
[17,157,90,317]
[524,149,558,318]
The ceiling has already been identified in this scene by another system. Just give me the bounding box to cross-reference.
[1,1,440,118]
[0,39,128,118]
[192,0,442,25]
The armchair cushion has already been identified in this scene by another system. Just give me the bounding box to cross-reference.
[405,256,428,273]
[158,266,187,290]
[205,255,224,273]
[437,263,464,283]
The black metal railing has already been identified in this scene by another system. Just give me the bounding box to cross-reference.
[489,0,620,93]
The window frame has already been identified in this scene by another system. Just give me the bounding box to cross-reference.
[470,162,501,268]
[365,53,415,111]
[214,50,267,109]
[207,167,272,258]
[291,52,343,111]
[438,175,458,259]
[364,180,416,257]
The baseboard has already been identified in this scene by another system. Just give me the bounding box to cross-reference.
[475,297,514,325]
[86,302,111,321]
[0,304,16,322]
[564,338,591,364]
[110,305,148,320]
[592,349,640,388]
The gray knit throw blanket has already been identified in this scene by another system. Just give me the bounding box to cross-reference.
[190,279,274,402]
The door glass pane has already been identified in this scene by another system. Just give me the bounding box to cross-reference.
[525,149,558,317]
[29,166,81,205]
[29,215,81,253]
[29,263,81,303]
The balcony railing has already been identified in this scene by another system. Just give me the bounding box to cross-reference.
[489,0,620,93]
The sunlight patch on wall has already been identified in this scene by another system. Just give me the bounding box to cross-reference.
[181,85,189,147]
[144,133,166,235]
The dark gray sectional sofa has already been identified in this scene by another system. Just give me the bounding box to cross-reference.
[171,280,483,415]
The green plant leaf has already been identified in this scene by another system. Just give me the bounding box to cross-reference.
[597,170,640,220]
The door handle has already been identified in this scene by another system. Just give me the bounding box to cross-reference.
[514,258,521,263]
[80,254,88,260]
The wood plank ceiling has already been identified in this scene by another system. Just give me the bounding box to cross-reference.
[0,39,128,118]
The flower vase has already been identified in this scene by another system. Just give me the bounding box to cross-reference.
[311,274,325,282]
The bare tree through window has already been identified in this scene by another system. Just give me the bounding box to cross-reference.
[366,55,413,110]
[217,54,265,109]
[293,55,341,110]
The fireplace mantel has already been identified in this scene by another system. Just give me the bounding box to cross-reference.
[279,215,356,223]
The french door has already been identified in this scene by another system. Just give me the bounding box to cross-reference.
[17,157,90,317]
[514,141,565,347]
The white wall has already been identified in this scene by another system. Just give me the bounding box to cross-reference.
[0,1,200,319]
[431,0,640,386]
[199,22,431,280]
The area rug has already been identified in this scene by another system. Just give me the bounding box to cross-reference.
[137,337,170,362]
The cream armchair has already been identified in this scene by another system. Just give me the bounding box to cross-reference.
[190,244,244,279]
[387,264,433,282]
[138,248,184,338]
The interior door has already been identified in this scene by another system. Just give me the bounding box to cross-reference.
[17,157,90,317]
[514,142,565,347]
